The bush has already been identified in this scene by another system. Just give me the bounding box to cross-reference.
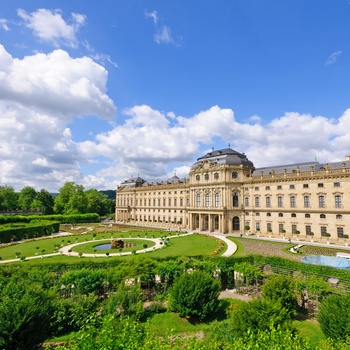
[318,294,350,340]
[168,270,220,319]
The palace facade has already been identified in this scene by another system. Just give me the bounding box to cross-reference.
[115,147,350,240]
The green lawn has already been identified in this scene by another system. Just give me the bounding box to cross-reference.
[0,231,223,264]
[293,319,326,348]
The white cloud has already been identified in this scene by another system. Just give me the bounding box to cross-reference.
[0,46,116,191]
[325,50,342,66]
[145,10,182,46]
[17,8,86,48]
[0,19,10,31]
[0,45,116,119]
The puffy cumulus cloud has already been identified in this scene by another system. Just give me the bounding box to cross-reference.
[78,105,350,186]
[0,45,116,119]
[17,8,86,48]
[0,46,116,192]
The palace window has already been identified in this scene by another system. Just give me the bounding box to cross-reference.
[291,213,296,218]
[279,224,284,233]
[278,196,283,208]
[214,172,219,180]
[303,184,309,188]
[196,175,200,181]
[277,185,282,190]
[174,199,177,207]
[255,187,259,190]
[196,194,201,207]
[204,173,209,180]
[232,193,239,207]
[245,197,249,207]
[318,183,324,188]
[232,172,238,179]
[304,196,310,208]
[256,222,260,230]
[319,195,325,208]
[180,198,183,206]
[292,225,297,234]
[320,214,326,219]
[321,226,327,237]
[290,196,296,208]
[267,222,272,231]
[265,186,270,190]
[290,184,295,189]
[278,213,283,217]
[337,227,344,238]
[215,193,220,207]
[305,213,310,218]
[334,182,340,187]
[267,212,271,217]
[306,226,312,235]
[255,196,260,207]
[335,195,342,208]
[336,214,342,219]
[266,197,271,207]
[205,193,210,207]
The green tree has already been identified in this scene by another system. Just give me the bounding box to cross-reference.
[225,298,293,337]
[54,182,86,214]
[36,189,54,214]
[0,185,18,210]
[168,270,220,319]
[262,274,298,317]
[318,294,350,340]
[17,186,37,210]
[85,188,109,215]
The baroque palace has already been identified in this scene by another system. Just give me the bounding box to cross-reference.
[115,147,350,240]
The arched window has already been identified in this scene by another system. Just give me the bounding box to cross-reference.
[305,213,310,218]
[291,213,296,218]
[336,214,343,219]
[214,172,219,180]
[204,173,209,180]
[215,193,220,207]
[320,214,326,219]
[196,175,200,181]
[205,193,210,207]
[278,213,283,217]
[267,212,271,217]
[196,194,201,207]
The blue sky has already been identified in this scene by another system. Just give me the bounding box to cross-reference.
[1,1,350,191]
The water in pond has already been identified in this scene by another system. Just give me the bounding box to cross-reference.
[301,255,350,270]
[94,243,111,250]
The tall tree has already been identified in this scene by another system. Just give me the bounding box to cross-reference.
[36,189,54,214]
[85,189,109,215]
[0,185,18,210]
[17,186,37,210]
[54,182,86,214]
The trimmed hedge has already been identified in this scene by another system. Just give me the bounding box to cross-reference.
[0,213,100,225]
[0,220,59,243]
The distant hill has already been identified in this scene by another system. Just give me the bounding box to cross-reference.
[99,190,115,200]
